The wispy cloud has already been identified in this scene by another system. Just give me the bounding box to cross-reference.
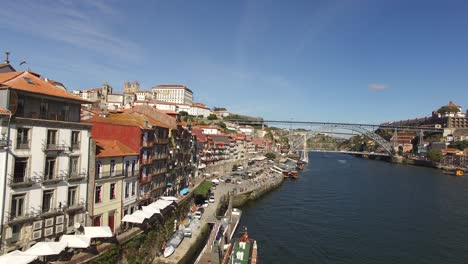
[368,83,388,91]
[0,0,143,62]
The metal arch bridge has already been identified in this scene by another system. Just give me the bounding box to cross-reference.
[308,149,390,156]
[229,119,444,156]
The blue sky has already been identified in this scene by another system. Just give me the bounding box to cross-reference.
[1,0,467,123]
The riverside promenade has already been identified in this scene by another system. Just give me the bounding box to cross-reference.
[153,162,284,264]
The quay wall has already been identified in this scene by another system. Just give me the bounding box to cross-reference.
[232,174,284,207]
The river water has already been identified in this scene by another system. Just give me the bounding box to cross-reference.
[238,153,468,264]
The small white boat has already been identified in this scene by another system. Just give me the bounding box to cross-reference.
[164,245,175,258]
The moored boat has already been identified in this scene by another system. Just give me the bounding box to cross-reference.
[290,170,298,179]
[443,168,464,177]
[296,160,304,170]
[222,231,258,264]
[163,230,184,258]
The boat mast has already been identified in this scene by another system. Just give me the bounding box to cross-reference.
[303,133,308,163]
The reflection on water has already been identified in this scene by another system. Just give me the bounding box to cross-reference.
[238,153,468,264]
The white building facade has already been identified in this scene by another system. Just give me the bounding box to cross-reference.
[152,85,193,105]
[0,71,91,252]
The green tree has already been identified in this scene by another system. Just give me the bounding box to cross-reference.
[450,140,468,151]
[437,105,460,114]
[217,121,227,129]
[207,114,218,120]
[265,152,276,160]
[427,149,442,162]
[179,111,188,116]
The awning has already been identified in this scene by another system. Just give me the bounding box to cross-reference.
[0,250,38,264]
[167,182,173,187]
[161,196,178,201]
[180,188,189,195]
[133,209,154,219]
[122,214,145,224]
[24,241,68,256]
[150,199,174,210]
[83,226,113,238]
[59,235,91,249]
[141,206,161,215]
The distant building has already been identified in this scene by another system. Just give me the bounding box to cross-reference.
[152,85,193,105]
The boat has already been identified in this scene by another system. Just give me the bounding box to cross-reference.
[222,230,258,264]
[164,230,184,258]
[296,160,304,170]
[289,171,298,179]
[443,168,464,177]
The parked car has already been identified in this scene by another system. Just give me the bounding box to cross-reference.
[225,178,232,183]
[211,185,216,190]
[202,201,209,208]
[237,166,244,171]
[209,194,215,203]
[194,208,204,219]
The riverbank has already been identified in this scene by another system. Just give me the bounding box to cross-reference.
[153,161,285,264]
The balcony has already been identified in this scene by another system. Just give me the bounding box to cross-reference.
[64,201,85,212]
[9,174,35,188]
[66,171,86,182]
[41,174,64,185]
[42,143,70,154]
[141,158,153,165]
[16,139,30,150]
[155,138,169,145]
[96,170,123,180]
[0,138,10,148]
[41,207,63,217]
[153,154,168,161]
[142,140,154,148]
[7,211,37,224]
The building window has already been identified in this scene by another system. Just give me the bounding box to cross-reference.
[93,215,101,226]
[131,160,136,176]
[44,157,56,180]
[42,190,54,213]
[69,157,79,177]
[10,194,25,218]
[125,182,130,198]
[125,160,130,177]
[131,182,136,196]
[95,186,102,203]
[110,183,116,200]
[71,131,80,149]
[68,187,77,206]
[68,213,75,227]
[96,161,102,178]
[13,157,28,183]
[110,160,115,176]
[46,129,57,147]
[11,224,21,241]
[61,105,70,121]
[16,128,30,149]
[40,100,49,119]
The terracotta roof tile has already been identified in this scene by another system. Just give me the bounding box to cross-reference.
[95,139,138,158]
[0,71,90,103]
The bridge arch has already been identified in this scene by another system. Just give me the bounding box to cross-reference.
[289,124,393,155]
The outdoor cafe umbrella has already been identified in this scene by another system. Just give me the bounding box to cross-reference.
[24,241,68,256]
[83,226,113,238]
[122,213,145,224]
[180,188,189,195]
[0,250,38,264]
[161,196,178,201]
[59,235,91,249]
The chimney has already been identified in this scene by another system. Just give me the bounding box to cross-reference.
[4,50,10,64]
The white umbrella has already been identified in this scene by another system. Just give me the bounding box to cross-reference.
[150,199,173,210]
[161,196,178,201]
[122,214,145,224]
[142,205,161,215]
[133,209,153,219]
[24,241,68,256]
[84,226,113,238]
[60,235,91,249]
[0,250,38,264]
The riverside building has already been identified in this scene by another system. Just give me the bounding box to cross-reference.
[0,70,91,252]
